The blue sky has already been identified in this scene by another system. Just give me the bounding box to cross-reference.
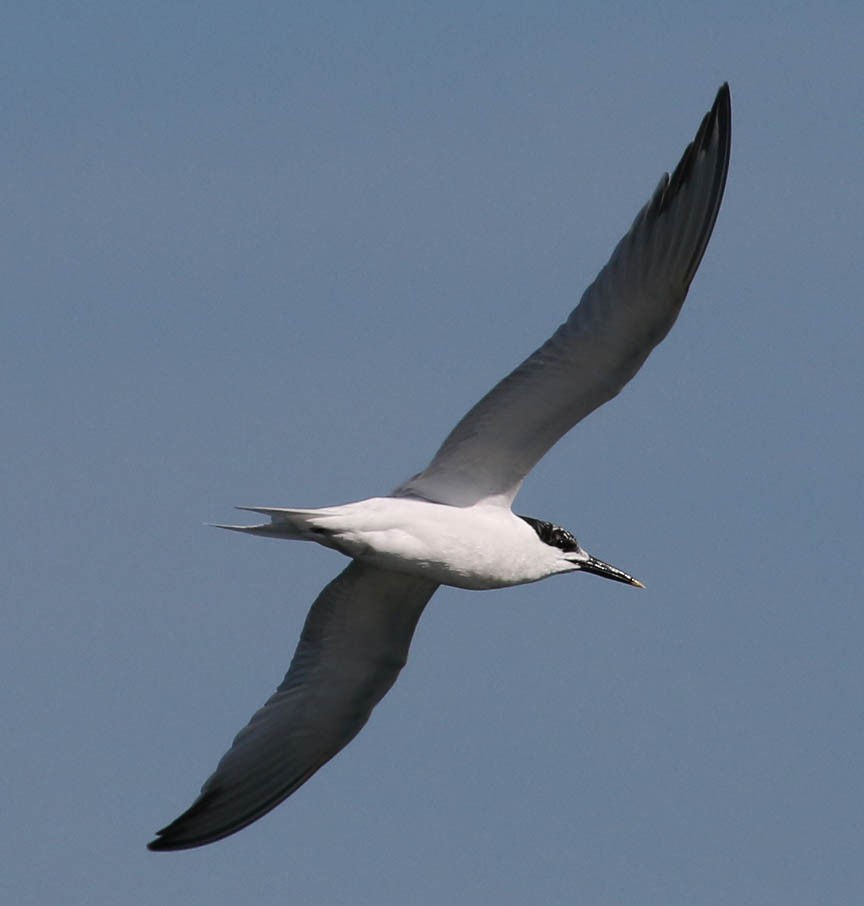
[3,3,863,904]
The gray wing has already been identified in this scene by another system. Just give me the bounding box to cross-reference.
[398,85,731,507]
[148,562,438,851]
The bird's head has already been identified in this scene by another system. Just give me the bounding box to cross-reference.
[518,515,644,587]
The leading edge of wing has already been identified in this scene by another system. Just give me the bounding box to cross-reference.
[397,84,731,509]
[148,562,438,851]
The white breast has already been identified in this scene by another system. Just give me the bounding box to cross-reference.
[308,497,561,590]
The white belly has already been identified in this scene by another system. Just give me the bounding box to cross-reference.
[306,497,554,590]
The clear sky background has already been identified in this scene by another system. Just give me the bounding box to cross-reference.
[3,3,862,904]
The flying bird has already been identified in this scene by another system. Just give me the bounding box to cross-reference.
[149,84,731,851]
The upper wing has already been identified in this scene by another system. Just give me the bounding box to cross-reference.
[398,85,731,508]
[148,562,438,850]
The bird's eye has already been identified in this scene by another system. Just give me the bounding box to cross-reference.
[551,528,578,551]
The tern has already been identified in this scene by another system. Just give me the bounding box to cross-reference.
[149,84,731,851]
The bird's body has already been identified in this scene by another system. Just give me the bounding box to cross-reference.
[150,84,731,851]
[223,497,629,589]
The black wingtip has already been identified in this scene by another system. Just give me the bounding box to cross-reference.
[146,829,207,853]
[146,788,226,852]
[147,824,180,851]
[146,777,303,851]
[146,832,205,853]
[146,818,190,852]
[644,81,731,290]
[664,82,731,200]
[714,82,732,139]
[147,836,171,852]
[146,826,205,853]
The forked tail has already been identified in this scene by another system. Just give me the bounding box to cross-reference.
[211,506,337,542]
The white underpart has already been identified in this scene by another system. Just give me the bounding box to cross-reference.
[224,497,573,589]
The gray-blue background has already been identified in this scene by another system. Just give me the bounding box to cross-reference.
[3,3,862,904]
